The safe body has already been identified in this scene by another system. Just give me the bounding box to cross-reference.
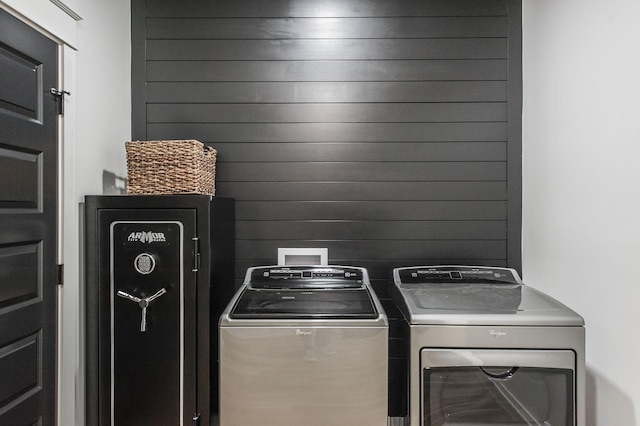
[84,195,234,426]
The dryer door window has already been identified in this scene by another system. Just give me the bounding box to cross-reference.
[421,349,575,426]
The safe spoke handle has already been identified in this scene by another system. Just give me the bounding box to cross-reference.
[116,288,167,332]
[146,288,167,304]
[117,290,142,303]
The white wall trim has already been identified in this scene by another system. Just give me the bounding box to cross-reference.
[50,0,82,21]
[0,0,78,48]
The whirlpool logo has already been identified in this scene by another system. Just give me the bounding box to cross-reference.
[296,329,313,336]
[489,329,507,337]
[127,231,167,244]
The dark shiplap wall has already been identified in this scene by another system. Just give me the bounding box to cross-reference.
[133,0,522,283]
[132,0,522,416]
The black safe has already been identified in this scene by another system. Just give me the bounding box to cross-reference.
[84,195,235,426]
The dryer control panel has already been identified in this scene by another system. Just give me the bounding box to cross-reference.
[397,266,521,285]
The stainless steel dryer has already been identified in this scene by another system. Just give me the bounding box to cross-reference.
[391,265,585,426]
[219,265,388,426]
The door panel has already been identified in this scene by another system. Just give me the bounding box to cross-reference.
[0,8,58,426]
[0,147,40,209]
[0,41,42,121]
[0,243,40,308]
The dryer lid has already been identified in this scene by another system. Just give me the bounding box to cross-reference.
[395,266,522,311]
[401,283,522,312]
[392,266,584,326]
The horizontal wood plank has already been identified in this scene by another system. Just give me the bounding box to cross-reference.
[216,162,506,182]
[236,220,507,240]
[146,59,507,82]
[147,17,507,39]
[217,181,506,201]
[147,38,507,61]
[203,142,507,162]
[146,81,507,104]
[146,0,508,19]
[148,122,507,142]
[148,103,507,123]
[235,239,507,260]
[233,201,507,221]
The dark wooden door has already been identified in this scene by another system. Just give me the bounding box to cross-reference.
[0,8,58,425]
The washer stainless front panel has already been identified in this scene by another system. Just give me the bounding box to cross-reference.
[219,265,388,426]
[392,265,585,426]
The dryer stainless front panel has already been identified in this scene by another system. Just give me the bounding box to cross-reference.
[421,349,576,426]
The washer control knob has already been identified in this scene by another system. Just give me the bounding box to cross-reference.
[134,253,156,275]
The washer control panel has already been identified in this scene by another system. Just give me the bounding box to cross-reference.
[248,266,365,288]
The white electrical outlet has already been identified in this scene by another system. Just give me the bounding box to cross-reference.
[277,248,328,265]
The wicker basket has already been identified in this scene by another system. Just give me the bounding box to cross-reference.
[125,139,216,195]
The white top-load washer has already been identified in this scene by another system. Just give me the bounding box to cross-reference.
[219,265,388,426]
[391,265,585,426]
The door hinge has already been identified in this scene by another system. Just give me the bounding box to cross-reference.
[192,237,200,272]
[57,264,64,286]
[50,88,70,115]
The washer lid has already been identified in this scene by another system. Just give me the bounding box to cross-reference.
[393,266,584,326]
[229,287,378,319]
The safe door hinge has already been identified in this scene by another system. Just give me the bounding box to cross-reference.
[57,264,64,286]
[50,88,70,115]
[192,237,200,272]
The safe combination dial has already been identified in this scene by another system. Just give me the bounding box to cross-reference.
[134,252,156,275]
